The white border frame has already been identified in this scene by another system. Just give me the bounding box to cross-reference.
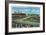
[8,3,43,32]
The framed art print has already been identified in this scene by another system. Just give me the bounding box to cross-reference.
[5,1,45,34]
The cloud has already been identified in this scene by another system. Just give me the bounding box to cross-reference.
[12,6,40,14]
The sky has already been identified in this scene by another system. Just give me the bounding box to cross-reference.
[11,6,40,14]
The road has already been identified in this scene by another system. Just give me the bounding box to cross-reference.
[16,16,31,21]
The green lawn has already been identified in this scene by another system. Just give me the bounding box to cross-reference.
[23,16,40,23]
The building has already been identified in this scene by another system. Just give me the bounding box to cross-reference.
[12,13,26,19]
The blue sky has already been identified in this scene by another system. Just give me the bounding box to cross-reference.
[12,6,40,14]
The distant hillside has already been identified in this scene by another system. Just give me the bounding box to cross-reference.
[28,14,40,16]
